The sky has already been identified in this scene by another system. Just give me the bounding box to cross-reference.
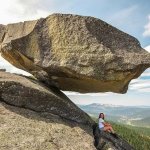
[0,0,150,106]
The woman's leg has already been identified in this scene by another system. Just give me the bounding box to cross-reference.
[104,126,115,133]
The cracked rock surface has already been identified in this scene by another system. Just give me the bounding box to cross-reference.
[0,71,94,125]
[0,72,135,150]
[0,71,96,150]
[0,14,150,93]
[0,102,96,150]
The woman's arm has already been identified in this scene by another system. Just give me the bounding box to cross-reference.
[103,122,111,126]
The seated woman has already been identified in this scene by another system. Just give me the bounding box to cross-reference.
[98,113,115,134]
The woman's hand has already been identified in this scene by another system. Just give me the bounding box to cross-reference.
[104,122,111,127]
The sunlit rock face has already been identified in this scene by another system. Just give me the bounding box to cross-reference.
[0,72,96,150]
[0,71,94,125]
[0,14,150,93]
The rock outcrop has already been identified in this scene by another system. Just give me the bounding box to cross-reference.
[0,72,96,149]
[93,124,134,150]
[0,14,150,93]
[0,102,96,150]
[0,71,93,125]
[0,72,134,150]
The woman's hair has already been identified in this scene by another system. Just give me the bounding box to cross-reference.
[99,113,105,119]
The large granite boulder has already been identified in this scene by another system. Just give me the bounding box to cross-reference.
[0,14,150,94]
[0,71,93,125]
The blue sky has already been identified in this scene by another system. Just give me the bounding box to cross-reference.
[0,0,150,106]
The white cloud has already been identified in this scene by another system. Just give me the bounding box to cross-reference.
[63,91,110,96]
[130,80,150,89]
[129,68,150,93]
[143,15,150,37]
[129,79,150,93]
[136,88,150,93]
[0,0,50,24]
[141,70,150,77]
[0,0,72,24]
[144,45,150,53]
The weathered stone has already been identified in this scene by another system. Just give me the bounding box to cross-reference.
[0,102,96,150]
[0,24,6,43]
[0,14,150,93]
[93,124,134,150]
[0,72,135,150]
[0,71,94,125]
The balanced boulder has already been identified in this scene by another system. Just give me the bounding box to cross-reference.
[0,14,150,93]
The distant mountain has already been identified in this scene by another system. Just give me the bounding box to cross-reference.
[78,103,150,127]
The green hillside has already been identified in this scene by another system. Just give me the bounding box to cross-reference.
[131,117,150,127]
[111,122,150,150]
[123,125,150,137]
[92,117,150,150]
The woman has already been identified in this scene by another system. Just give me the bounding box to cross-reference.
[98,113,115,134]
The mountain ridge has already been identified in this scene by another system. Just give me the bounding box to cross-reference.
[78,103,150,108]
[78,103,150,127]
